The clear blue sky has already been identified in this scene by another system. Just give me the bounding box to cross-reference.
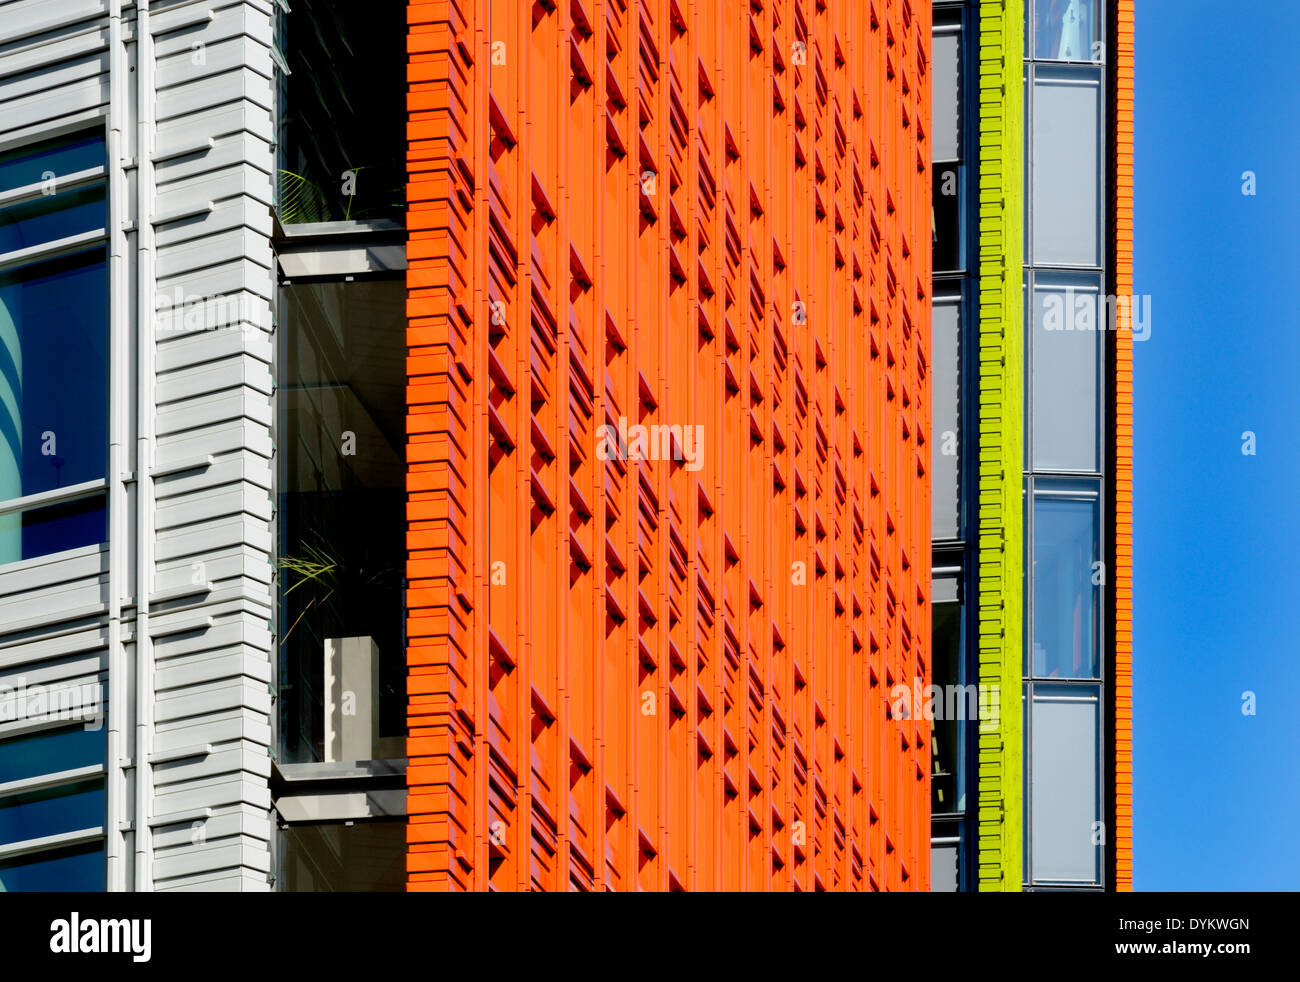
[1134,0,1300,889]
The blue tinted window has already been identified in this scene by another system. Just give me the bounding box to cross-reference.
[0,185,107,254]
[0,726,105,785]
[1032,489,1100,678]
[0,132,107,566]
[0,133,104,194]
[0,782,105,845]
[18,494,107,558]
[0,843,104,891]
[0,249,108,563]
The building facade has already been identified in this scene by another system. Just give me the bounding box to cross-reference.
[405,0,933,891]
[927,0,1133,892]
[0,0,1130,894]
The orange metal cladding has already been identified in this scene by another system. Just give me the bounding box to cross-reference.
[1111,0,1134,893]
[405,0,931,891]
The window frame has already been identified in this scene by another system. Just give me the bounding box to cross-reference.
[0,127,111,565]
[1026,62,1106,270]
[1025,476,1105,682]
[1023,680,1104,887]
[0,719,107,889]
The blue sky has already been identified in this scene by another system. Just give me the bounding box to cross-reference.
[1134,0,1300,889]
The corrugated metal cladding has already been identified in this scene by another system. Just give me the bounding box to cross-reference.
[0,0,275,890]
[1110,0,1134,893]
[406,0,933,891]
[974,0,1022,891]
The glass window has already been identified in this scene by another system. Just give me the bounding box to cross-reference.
[0,782,105,845]
[0,726,103,785]
[930,574,963,814]
[931,20,961,163]
[0,843,105,891]
[931,293,961,538]
[280,819,405,891]
[1030,66,1101,267]
[932,165,962,273]
[930,836,960,892]
[1032,482,1100,679]
[1031,272,1101,471]
[0,134,103,190]
[277,279,407,764]
[0,132,108,565]
[0,726,106,890]
[276,0,406,224]
[1029,683,1101,883]
[1034,0,1099,62]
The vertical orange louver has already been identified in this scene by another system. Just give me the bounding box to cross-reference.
[1111,0,1135,892]
[405,0,931,891]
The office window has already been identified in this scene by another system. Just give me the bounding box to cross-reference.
[0,725,103,784]
[1030,66,1101,267]
[0,843,104,891]
[0,132,109,564]
[1033,0,1099,62]
[931,292,961,539]
[1031,273,1101,471]
[277,278,406,764]
[1029,683,1101,883]
[280,819,405,891]
[932,165,963,273]
[932,13,963,274]
[0,783,105,843]
[931,835,960,892]
[1031,482,1100,679]
[930,574,964,814]
[931,19,961,162]
[275,0,406,224]
[0,724,106,891]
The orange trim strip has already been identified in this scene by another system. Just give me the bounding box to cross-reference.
[1112,0,1135,893]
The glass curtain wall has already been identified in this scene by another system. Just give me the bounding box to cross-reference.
[1022,0,1106,890]
[930,1,975,891]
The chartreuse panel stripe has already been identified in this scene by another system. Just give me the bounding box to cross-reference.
[976,0,1023,891]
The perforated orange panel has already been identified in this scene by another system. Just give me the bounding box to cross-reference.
[405,0,931,891]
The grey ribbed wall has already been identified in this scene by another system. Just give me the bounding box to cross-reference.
[0,0,275,891]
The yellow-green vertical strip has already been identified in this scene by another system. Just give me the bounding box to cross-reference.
[976,0,1023,890]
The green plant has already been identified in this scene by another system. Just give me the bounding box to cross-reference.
[276,169,328,225]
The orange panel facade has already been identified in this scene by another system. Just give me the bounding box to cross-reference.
[405,0,932,891]
[1110,0,1134,893]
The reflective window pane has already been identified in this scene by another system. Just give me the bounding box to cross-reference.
[1034,0,1099,62]
[1030,684,1101,883]
[932,165,962,273]
[1032,273,1101,471]
[931,837,960,892]
[931,295,961,539]
[278,279,407,763]
[931,23,961,162]
[280,820,405,891]
[0,133,104,194]
[0,726,104,785]
[0,843,104,891]
[0,782,104,845]
[1031,67,1101,266]
[1032,486,1100,679]
[0,185,106,254]
[0,250,109,562]
[277,0,406,224]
